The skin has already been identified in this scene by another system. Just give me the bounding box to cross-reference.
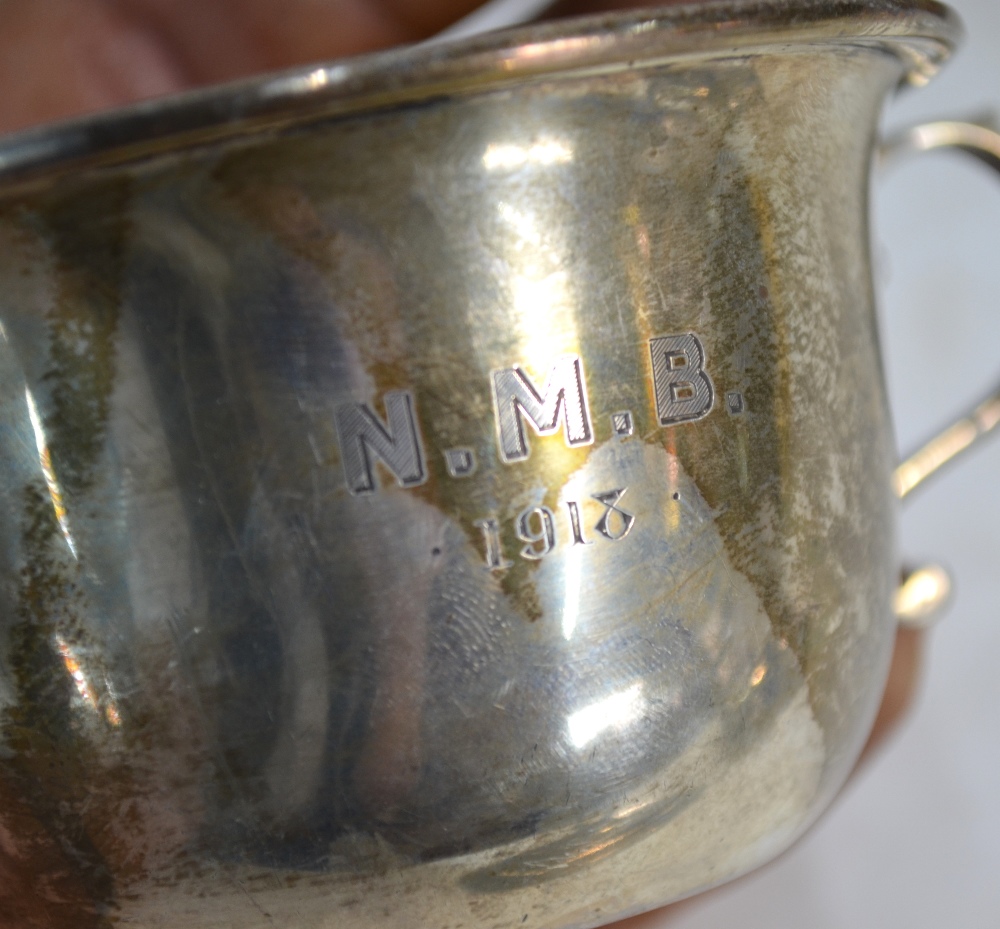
[0,2,923,925]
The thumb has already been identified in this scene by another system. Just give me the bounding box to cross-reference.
[0,0,487,134]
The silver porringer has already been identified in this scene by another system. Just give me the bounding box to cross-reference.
[0,2,996,927]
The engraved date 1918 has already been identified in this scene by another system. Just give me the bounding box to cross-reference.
[474,488,634,570]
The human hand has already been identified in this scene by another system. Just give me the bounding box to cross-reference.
[0,0,497,134]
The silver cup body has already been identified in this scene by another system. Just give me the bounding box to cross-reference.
[0,3,958,927]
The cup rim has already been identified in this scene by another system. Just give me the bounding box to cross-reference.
[0,0,960,191]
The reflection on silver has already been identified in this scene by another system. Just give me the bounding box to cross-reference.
[895,564,954,629]
[55,634,97,710]
[54,634,122,727]
[305,68,330,90]
[24,386,77,559]
[568,684,644,749]
[561,542,584,639]
[495,197,583,375]
[483,139,574,171]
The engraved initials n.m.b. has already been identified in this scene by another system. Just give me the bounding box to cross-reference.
[336,390,426,495]
[492,355,593,463]
[650,334,715,426]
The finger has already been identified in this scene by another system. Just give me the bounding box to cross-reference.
[0,0,185,134]
[117,0,487,84]
[540,0,691,19]
[0,0,488,134]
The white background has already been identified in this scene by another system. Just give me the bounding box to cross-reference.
[455,1,1000,927]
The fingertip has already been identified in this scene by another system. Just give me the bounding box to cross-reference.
[0,0,186,134]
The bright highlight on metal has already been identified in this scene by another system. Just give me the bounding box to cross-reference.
[483,140,573,170]
[54,635,123,726]
[561,544,584,640]
[568,684,644,749]
[55,634,98,710]
[894,564,953,629]
[25,386,77,559]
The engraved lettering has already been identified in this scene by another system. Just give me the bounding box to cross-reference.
[492,355,593,463]
[335,390,426,495]
[516,506,557,560]
[611,411,634,437]
[593,488,635,541]
[445,447,477,478]
[478,486,638,568]
[650,334,715,426]
[726,391,745,416]
[567,501,592,546]
[474,518,512,570]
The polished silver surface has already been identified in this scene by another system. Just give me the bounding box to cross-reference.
[0,3,966,928]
